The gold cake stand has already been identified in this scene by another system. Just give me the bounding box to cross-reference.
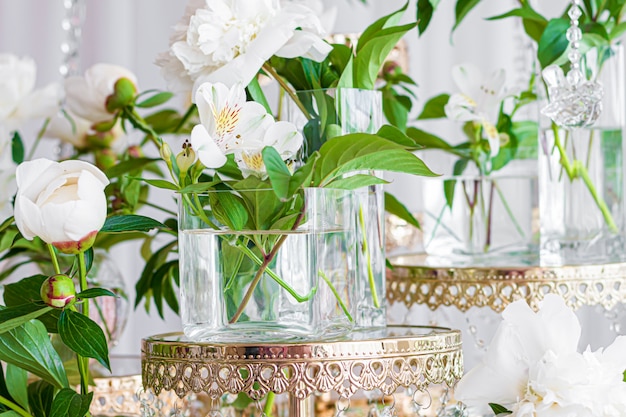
[141,326,463,417]
[387,253,626,312]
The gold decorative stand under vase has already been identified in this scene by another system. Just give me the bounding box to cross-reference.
[141,326,463,417]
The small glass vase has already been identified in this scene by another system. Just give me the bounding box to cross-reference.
[539,42,626,265]
[178,187,357,342]
[422,174,539,265]
[285,88,386,329]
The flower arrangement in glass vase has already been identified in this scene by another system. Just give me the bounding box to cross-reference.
[409,63,538,264]
[419,0,626,265]
[455,294,626,416]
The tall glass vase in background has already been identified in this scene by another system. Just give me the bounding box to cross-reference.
[178,187,357,342]
[285,88,386,329]
[539,43,626,266]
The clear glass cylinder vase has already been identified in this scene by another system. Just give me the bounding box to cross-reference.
[422,174,539,265]
[284,88,386,329]
[539,42,626,265]
[178,187,357,342]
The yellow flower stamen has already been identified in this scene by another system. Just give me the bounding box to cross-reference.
[241,152,264,172]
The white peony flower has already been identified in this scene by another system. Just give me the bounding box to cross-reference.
[444,63,505,157]
[0,53,62,132]
[64,63,138,124]
[44,110,125,150]
[13,159,109,251]
[156,0,332,92]
[190,82,302,177]
[455,294,626,417]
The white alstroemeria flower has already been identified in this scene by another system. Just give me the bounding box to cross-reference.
[456,295,626,417]
[13,159,109,251]
[234,120,303,177]
[444,63,505,157]
[65,63,138,124]
[0,54,62,132]
[156,0,332,92]
[191,82,269,169]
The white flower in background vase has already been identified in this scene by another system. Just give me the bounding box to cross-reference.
[455,294,626,416]
[190,81,302,176]
[156,0,332,92]
[64,63,138,124]
[0,53,62,132]
[0,130,17,220]
[44,110,126,150]
[13,159,109,251]
[444,63,506,157]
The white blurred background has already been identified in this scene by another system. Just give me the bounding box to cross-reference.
[0,0,622,369]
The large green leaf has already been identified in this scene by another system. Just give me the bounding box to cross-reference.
[49,389,92,417]
[6,364,29,412]
[357,1,409,52]
[58,309,110,371]
[3,275,60,333]
[101,215,166,233]
[416,0,435,35]
[27,381,54,417]
[376,125,419,148]
[537,18,570,68]
[384,192,420,229]
[416,94,450,120]
[0,317,68,388]
[208,191,248,230]
[326,174,389,190]
[0,304,53,335]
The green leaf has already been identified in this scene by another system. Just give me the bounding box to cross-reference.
[623,369,626,382]
[353,22,417,90]
[453,0,481,33]
[208,190,249,230]
[101,215,166,233]
[487,5,547,42]
[537,18,570,68]
[489,403,513,416]
[416,0,435,35]
[130,177,179,190]
[135,240,178,309]
[357,1,409,52]
[0,411,21,417]
[0,317,68,388]
[0,304,53,335]
[11,131,24,165]
[6,364,29,412]
[77,288,116,299]
[327,174,389,190]
[610,22,626,39]
[406,127,470,158]
[27,381,54,417]
[58,309,110,371]
[135,91,174,108]
[417,93,450,119]
[382,89,409,132]
[263,147,292,201]
[384,192,419,228]
[3,275,60,333]
[143,109,183,134]
[376,125,419,148]
[246,77,271,114]
[49,389,92,417]
[288,152,319,195]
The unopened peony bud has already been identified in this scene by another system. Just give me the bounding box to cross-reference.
[95,149,118,170]
[105,77,137,113]
[128,145,144,158]
[176,139,196,174]
[40,274,76,308]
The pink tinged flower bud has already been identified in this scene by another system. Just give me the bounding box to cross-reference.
[53,230,99,255]
[94,148,118,171]
[128,145,144,158]
[40,274,76,308]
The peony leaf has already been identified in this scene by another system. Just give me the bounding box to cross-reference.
[6,364,29,411]
[27,380,55,417]
[101,215,166,233]
[384,192,419,229]
[3,275,60,333]
[135,91,174,108]
[0,316,68,388]
[76,288,116,299]
[0,304,53,335]
[11,131,24,164]
[49,388,92,417]
[326,174,388,190]
[58,309,110,371]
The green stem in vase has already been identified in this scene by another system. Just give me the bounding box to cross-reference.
[484,180,495,253]
[263,392,275,417]
[319,270,353,322]
[494,181,526,239]
[358,205,380,309]
[551,123,618,233]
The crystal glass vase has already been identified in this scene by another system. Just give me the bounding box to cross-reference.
[284,88,386,329]
[539,42,626,265]
[178,187,357,342]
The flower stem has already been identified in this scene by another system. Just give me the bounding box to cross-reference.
[0,395,31,417]
[26,118,51,161]
[263,392,275,417]
[76,252,90,396]
[47,244,61,275]
[262,63,311,119]
[173,104,197,134]
[319,270,353,322]
[483,181,495,253]
[358,206,380,308]
[229,209,306,324]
